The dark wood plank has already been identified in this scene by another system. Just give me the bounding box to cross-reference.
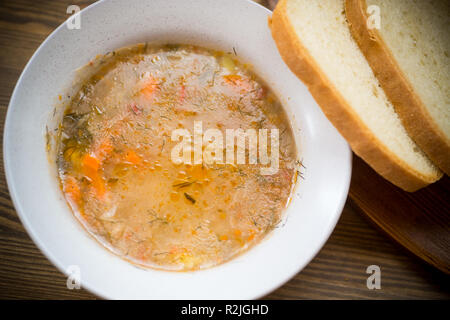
[0,0,448,300]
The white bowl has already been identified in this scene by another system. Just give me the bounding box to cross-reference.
[3,0,351,299]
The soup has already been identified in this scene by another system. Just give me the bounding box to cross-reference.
[56,44,298,271]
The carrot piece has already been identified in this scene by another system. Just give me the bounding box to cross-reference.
[82,153,100,172]
[247,232,255,241]
[223,75,252,92]
[92,176,105,197]
[179,85,186,102]
[129,102,142,115]
[124,149,141,165]
[63,175,81,204]
[223,74,242,84]
[140,77,158,98]
[81,153,105,197]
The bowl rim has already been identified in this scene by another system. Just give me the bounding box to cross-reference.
[3,0,352,299]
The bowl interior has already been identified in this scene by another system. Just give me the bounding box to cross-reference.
[3,0,351,299]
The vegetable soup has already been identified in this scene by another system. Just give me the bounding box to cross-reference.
[56,44,298,271]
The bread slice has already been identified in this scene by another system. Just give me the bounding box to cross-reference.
[345,0,450,175]
[270,0,442,191]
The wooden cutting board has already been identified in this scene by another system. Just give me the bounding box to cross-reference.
[349,155,450,274]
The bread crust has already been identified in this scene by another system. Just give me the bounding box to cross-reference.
[270,0,442,192]
[345,0,450,175]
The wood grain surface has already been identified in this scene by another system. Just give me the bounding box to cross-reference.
[351,157,450,274]
[0,0,448,300]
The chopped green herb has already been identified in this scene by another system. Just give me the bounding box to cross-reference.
[184,193,196,204]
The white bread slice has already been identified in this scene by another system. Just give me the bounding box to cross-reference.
[270,0,442,191]
[345,0,450,175]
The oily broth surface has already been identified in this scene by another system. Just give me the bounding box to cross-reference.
[57,44,298,271]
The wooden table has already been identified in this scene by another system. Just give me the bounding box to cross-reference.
[0,0,448,300]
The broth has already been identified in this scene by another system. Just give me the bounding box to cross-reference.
[56,44,298,270]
